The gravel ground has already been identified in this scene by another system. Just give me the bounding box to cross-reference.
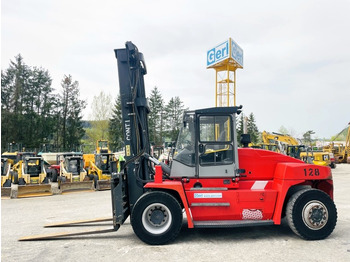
[1,164,350,262]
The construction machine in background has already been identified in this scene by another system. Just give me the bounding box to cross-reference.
[324,123,350,163]
[20,42,337,245]
[262,131,333,168]
[262,131,300,146]
[41,152,82,182]
[58,155,94,193]
[252,143,279,152]
[83,154,95,169]
[96,140,111,154]
[1,152,18,166]
[11,156,52,198]
[86,153,117,190]
[1,158,12,197]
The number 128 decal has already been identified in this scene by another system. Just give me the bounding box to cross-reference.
[303,168,320,177]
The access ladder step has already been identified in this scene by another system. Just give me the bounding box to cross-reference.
[193,220,274,228]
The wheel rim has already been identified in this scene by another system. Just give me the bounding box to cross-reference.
[142,203,172,235]
[302,200,328,230]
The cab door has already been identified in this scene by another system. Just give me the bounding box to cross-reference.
[197,115,236,177]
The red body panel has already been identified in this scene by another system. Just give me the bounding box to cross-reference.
[48,165,60,171]
[144,181,194,228]
[145,148,334,227]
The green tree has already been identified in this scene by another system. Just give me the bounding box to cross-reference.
[330,125,349,141]
[278,126,289,135]
[247,113,259,144]
[148,87,164,145]
[26,67,55,149]
[1,55,55,151]
[108,95,123,151]
[1,54,30,150]
[58,75,86,151]
[236,114,244,144]
[84,91,113,151]
[164,96,186,141]
[89,91,113,138]
[303,130,315,146]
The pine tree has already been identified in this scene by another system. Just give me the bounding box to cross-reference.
[58,75,86,151]
[236,114,244,145]
[164,96,186,141]
[1,55,30,149]
[247,113,259,144]
[108,95,123,151]
[1,55,55,151]
[148,87,164,145]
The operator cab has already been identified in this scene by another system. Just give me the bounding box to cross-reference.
[24,157,44,177]
[65,156,84,175]
[171,106,241,178]
[95,154,117,174]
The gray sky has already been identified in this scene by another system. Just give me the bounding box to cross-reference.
[2,0,350,139]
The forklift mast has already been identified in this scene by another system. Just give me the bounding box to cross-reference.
[112,42,153,227]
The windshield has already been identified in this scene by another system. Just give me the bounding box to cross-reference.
[99,141,108,148]
[173,114,195,166]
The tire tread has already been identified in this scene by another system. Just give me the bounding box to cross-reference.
[286,188,337,240]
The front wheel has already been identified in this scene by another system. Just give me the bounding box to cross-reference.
[131,191,183,245]
[11,172,18,184]
[286,188,337,240]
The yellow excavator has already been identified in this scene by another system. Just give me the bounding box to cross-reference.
[262,131,332,167]
[11,156,52,198]
[251,143,278,152]
[262,131,300,153]
[324,123,350,164]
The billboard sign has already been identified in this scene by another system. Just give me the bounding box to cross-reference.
[207,38,243,68]
[231,39,243,67]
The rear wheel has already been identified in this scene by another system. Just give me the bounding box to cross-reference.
[131,191,183,245]
[286,188,337,240]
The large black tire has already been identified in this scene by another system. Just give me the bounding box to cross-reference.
[58,176,66,189]
[51,169,58,182]
[42,177,49,184]
[3,179,11,187]
[131,191,183,245]
[94,175,98,188]
[89,174,98,189]
[18,178,26,185]
[286,188,337,240]
[11,172,18,184]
